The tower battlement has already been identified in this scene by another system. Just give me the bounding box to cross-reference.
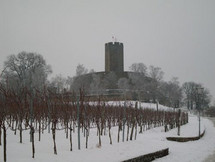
[106,42,123,46]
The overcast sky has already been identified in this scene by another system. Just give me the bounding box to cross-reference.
[0,0,215,103]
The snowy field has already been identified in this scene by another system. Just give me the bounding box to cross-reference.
[1,114,215,162]
[91,101,176,111]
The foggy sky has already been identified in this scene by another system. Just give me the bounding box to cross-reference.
[0,0,215,103]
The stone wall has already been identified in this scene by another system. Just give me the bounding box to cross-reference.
[166,130,205,142]
[122,148,169,162]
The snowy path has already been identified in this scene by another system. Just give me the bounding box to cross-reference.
[155,116,215,162]
[203,117,215,162]
[1,115,215,162]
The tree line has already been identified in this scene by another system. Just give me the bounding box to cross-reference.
[68,63,211,110]
[0,52,212,110]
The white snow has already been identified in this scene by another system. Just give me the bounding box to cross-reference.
[90,101,175,111]
[1,115,215,162]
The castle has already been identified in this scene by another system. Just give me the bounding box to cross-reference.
[71,41,139,99]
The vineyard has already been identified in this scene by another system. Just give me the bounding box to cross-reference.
[0,88,188,162]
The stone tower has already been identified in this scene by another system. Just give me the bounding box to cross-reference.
[105,42,124,73]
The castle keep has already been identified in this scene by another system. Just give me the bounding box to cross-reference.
[70,41,152,101]
[105,42,124,73]
[72,41,132,97]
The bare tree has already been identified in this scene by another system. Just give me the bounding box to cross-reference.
[147,65,164,102]
[161,77,182,107]
[71,64,90,93]
[103,72,117,89]
[182,82,198,110]
[50,74,67,93]
[182,82,211,110]
[76,64,88,76]
[128,72,148,101]
[148,65,164,82]
[2,51,52,91]
[117,78,129,98]
[118,78,129,90]
[129,63,147,76]
[90,73,104,95]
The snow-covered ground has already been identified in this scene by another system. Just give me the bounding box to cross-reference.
[0,114,215,162]
[155,115,215,162]
[91,101,175,111]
